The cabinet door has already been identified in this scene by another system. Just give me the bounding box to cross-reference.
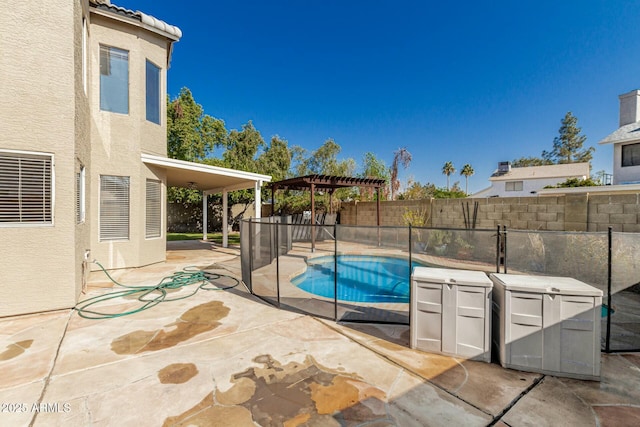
[414,282,442,352]
[455,287,489,358]
[558,295,598,376]
[508,291,543,369]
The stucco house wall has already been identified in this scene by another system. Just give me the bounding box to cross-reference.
[600,90,640,185]
[472,163,590,198]
[88,12,170,270]
[0,0,179,317]
[0,0,89,316]
[612,142,640,185]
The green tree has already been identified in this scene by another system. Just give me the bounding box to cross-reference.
[460,163,474,195]
[511,156,553,167]
[544,177,600,188]
[543,112,594,164]
[442,161,455,190]
[167,88,227,162]
[223,121,264,172]
[295,139,355,176]
[220,122,267,226]
[360,152,390,200]
[400,179,432,200]
[258,135,292,182]
[390,147,412,200]
[433,185,466,199]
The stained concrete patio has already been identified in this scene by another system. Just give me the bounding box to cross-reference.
[1,241,639,426]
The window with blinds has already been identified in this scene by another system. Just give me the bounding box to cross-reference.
[0,151,53,225]
[505,181,523,191]
[146,179,161,238]
[100,175,129,240]
[76,166,85,224]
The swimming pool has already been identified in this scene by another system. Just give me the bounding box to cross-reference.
[292,255,428,303]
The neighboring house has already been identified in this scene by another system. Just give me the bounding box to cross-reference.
[599,90,640,185]
[0,0,269,317]
[472,162,590,198]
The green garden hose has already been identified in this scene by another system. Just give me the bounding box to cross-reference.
[74,260,239,320]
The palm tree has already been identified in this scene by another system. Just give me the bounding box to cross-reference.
[460,163,474,195]
[442,161,455,190]
[390,147,412,200]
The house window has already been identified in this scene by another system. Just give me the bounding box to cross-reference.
[145,60,161,124]
[100,45,129,114]
[76,166,85,224]
[145,179,161,238]
[100,175,129,241]
[622,143,640,167]
[505,181,523,191]
[0,151,53,225]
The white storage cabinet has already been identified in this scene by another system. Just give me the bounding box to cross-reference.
[411,267,493,362]
[490,273,602,381]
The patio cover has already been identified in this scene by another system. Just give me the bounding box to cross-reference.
[141,153,271,247]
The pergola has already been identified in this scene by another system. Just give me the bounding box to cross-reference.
[269,174,387,251]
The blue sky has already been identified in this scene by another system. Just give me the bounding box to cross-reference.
[125,1,640,193]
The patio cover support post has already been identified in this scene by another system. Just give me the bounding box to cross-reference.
[255,180,262,220]
[271,184,276,216]
[376,187,381,247]
[222,189,228,248]
[376,187,381,226]
[328,189,333,214]
[311,183,315,252]
[202,191,208,241]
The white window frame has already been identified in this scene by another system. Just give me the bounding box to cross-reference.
[145,179,162,239]
[505,181,523,192]
[0,149,55,227]
[99,175,130,241]
[76,166,85,224]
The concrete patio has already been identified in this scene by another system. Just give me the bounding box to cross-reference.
[1,241,639,426]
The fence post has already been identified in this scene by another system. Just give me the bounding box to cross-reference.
[334,223,338,321]
[248,220,254,294]
[409,224,413,268]
[496,225,501,273]
[276,221,281,308]
[606,226,612,353]
[408,224,412,329]
[503,225,508,274]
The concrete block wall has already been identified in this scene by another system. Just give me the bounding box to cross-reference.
[339,192,640,233]
[341,200,432,226]
[430,197,568,230]
[587,194,640,232]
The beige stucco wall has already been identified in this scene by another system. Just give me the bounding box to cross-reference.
[88,13,168,270]
[0,1,86,316]
[75,1,92,309]
[0,3,175,316]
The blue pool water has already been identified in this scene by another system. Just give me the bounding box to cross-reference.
[292,255,427,303]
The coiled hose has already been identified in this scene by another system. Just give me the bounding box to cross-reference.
[74,260,239,319]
